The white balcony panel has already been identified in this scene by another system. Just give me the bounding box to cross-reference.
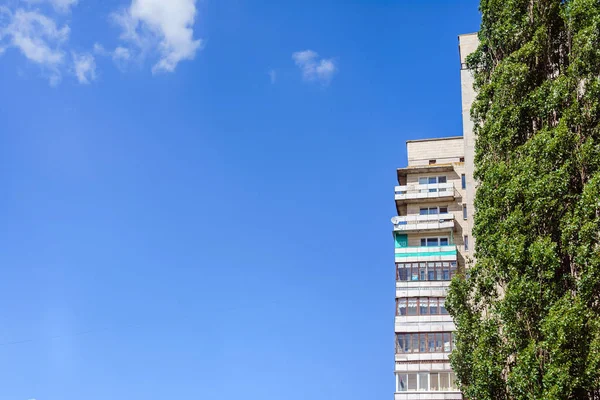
[394,183,456,202]
[394,322,456,333]
[393,214,455,233]
[394,392,462,400]
[395,352,450,363]
[394,362,454,372]
[395,315,454,325]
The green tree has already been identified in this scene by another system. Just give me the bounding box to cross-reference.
[446,1,600,399]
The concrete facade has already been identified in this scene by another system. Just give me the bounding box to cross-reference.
[391,33,478,399]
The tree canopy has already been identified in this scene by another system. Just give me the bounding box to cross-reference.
[447,1,600,399]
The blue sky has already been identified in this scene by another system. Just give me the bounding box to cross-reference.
[0,1,480,399]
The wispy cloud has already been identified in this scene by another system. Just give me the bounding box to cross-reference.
[0,8,69,85]
[112,46,130,69]
[268,68,276,84]
[72,51,96,84]
[112,0,202,73]
[292,49,337,85]
[22,0,78,13]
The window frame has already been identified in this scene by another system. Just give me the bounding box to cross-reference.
[396,262,458,282]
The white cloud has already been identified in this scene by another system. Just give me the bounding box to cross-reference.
[0,8,69,84]
[93,42,108,56]
[22,0,79,13]
[72,51,96,83]
[112,46,130,70]
[292,49,337,84]
[112,0,202,73]
[268,68,276,84]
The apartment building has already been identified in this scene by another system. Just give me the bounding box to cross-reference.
[391,33,478,400]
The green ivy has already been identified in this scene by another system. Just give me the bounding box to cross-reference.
[446,0,600,398]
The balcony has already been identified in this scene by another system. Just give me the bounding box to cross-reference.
[394,182,456,204]
[394,245,457,263]
[393,213,455,233]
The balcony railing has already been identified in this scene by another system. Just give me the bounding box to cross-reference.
[394,182,456,202]
[393,213,454,232]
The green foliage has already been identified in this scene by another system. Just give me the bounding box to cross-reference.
[446,0,600,398]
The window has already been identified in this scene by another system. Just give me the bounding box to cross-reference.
[396,334,408,353]
[435,333,443,352]
[397,373,407,391]
[418,373,428,391]
[411,333,420,353]
[430,298,439,315]
[396,297,447,316]
[397,299,407,316]
[444,333,452,352]
[396,262,457,281]
[407,299,417,315]
[407,373,418,391]
[420,298,428,315]
[429,159,436,165]
[420,206,448,215]
[421,237,449,247]
[395,332,455,354]
[459,157,465,162]
[461,173,466,189]
[440,299,448,315]
[464,235,469,251]
[396,372,458,392]
[463,204,468,220]
[420,207,438,215]
[418,176,448,193]
[430,373,440,391]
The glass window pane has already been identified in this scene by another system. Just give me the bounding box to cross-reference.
[420,208,428,215]
[419,177,428,185]
[418,373,428,391]
[427,238,438,246]
[435,333,443,352]
[398,265,408,281]
[398,299,407,316]
[438,176,447,183]
[444,333,452,352]
[408,299,417,316]
[429,207,438,214]
[439,206,448,214]
[440,237,449,246]
[412,334,420,353]
[428,177,437,184]
[463,204,468,219]
[450,373,457,390]
[411,266,419,281]
[420,298,428,315]
[461,173,466,189]
[399,334,410,353]
[420,334,426,352]
[420,238,427,246]
[430,298,438,314]
[430,373,440,391]
[428,333,435,352]
[443,267,450,280]
[398,374,408,391]
[440,299,448,314]
[407,374,418,391]
[440,373,450,390]
[427,265,435,280]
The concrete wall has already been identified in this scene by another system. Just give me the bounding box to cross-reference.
[459,32,479,260]
[407,137,464,167]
